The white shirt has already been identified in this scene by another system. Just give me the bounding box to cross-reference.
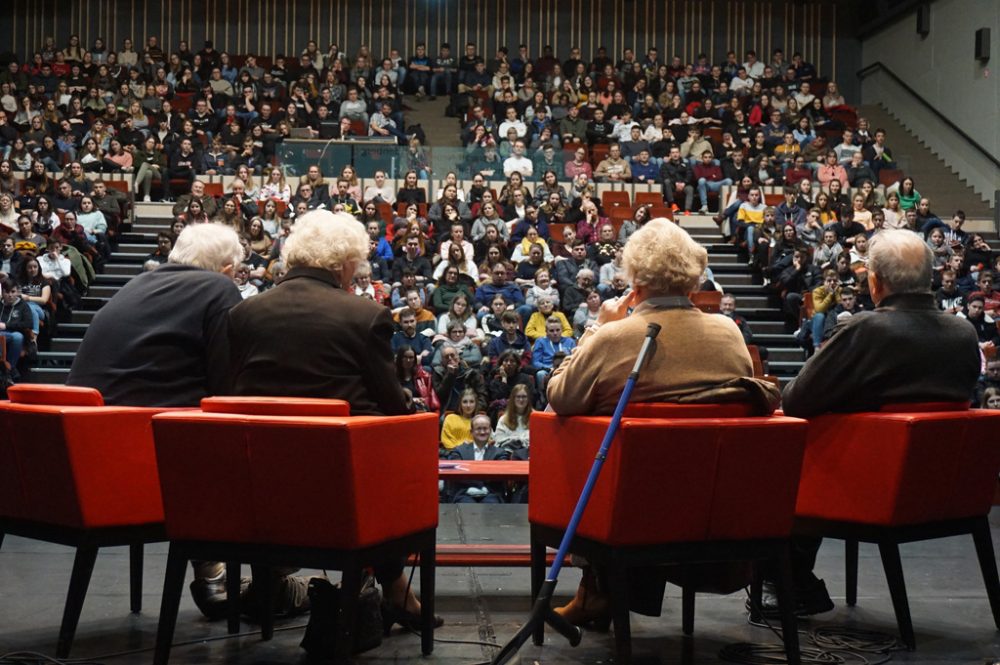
[503,155,534,178]
[39,253,72,280]
[742,60,765,78]
[498,119,528,139]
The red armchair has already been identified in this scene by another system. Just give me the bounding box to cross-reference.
[528,404,808,665]
[793,404,1000,649]
[0,385,168,657]
[151,397,440,665]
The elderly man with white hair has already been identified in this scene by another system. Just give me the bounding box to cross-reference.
[757,229,981,621]
[226,210,442,629]
[67,223,244,619]
[546,217,781,627]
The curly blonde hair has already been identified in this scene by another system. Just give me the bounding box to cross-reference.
[621,217,707,295]
[282,210,368,275]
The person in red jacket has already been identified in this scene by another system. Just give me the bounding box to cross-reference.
[693,150,731,214]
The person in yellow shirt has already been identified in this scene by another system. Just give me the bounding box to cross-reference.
[439,388,479,453]
[735,187,766,247]
[524,296,573,341]
[808,270,841,349]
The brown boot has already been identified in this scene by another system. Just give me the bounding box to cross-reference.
[554,566,611,630]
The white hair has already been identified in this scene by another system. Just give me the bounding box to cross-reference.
[868,229,932,295]
[622,218,707,295]
[282,210,368,275]
[168,223,242,273]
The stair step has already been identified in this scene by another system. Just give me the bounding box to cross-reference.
[51,338,82,352]
[28,367,70,384]
[102,264,142,277]
[36,352,76,367]
[56,323,89,338]
[71,310,97,324]
[88,285,122,298]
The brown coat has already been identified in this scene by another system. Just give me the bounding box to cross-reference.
[547,300,757,416]
[227,266,409,416]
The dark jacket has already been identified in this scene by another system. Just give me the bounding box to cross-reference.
[782,293,980,417]
[432,362,486,413]
[67,263,241,406]
[227,266,408,416]
[0,297,34,337]
[445,442,511,501]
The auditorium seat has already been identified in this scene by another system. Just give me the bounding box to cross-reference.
[0,385,168,657]
[691,290,723,313]
[793,404,1000,649]
[529,405,808,664]
[151,397,440,665]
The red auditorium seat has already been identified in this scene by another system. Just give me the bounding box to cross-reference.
[0,385,169,657]
[793,404,1000,650]
[691,290,723,313]
[151,397,440,665]
[528,405,808,664]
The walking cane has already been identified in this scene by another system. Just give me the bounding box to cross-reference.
[491,322,663,665]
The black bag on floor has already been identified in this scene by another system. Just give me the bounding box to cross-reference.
[300,574,383,659]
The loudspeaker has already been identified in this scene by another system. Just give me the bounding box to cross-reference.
[916,4,930,37]
[975,28,991,62]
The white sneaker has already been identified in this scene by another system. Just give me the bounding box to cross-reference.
[143,195,151,202]
[699,206,709,214]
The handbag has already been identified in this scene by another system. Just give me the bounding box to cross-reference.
[300,574,383,659]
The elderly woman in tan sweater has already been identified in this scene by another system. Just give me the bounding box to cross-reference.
[547,216,780,625]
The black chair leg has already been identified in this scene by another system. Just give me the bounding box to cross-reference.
[153,545,188,665]
[334,563,363,665]
[250,565,274,641]
[878,541,915,650]
[129,544,143,614]
[56,544,99,658]
[845,539,859,607]
[971,516,1000,630]
[0,531,5,550]
[774,547,802,665]
[681,585,695,636]
[530,534,546,646]
[420,543,436,656]
[608,564,632,665]
[226,561,241,635]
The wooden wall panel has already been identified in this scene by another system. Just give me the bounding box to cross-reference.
[1,1,852,85]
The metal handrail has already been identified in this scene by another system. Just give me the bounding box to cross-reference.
[857,62,1000,170]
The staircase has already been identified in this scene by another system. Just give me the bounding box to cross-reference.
[26,212,813,387]
[858,104,994,220]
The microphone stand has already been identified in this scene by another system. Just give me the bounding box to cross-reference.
[490,322,663,665]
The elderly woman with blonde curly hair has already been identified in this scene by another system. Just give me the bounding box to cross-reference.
[226,209,444,627]
[547,217,780,626]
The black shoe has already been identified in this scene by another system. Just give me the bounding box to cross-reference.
[746,579,834,620]
[380,601,444,635]
[190,574,250,620]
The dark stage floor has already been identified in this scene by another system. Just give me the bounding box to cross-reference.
[2,506,998,665]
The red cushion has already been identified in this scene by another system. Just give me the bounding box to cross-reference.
[0,401,165,528]
[7,385,104,406]
[152,411,440,549]
[200,396,350,417]
[795,410,1000,526]
[528,412,807,546]
[623,402,754,418]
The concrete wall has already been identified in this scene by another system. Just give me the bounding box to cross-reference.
[860,0,1000,202]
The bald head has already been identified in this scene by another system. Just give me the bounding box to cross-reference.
[868,230,932,302]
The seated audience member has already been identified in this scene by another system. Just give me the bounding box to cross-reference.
[226,210,440,627]
[974,360,1000,409]
[391,307,434,364]
[475,263,524,315]
[961,293,1000,351]
[440,387,480,453]
[934,270,965,315]
[0,280,34,380]
[171,179,219,219]
[445,414,511,503]
[818,286,863,342]
[433,342,487,413]
[807,270,840,348]
[772,230,981,619]
[145,232,175,265]
[432,321,483,367]
[395,345,437,412]
[532,316,577,396]
[547,217,778,627]
[719,293,766,360]
[525,296,572,342]
[67,223,244,619]
[487,311,532,364]
[493,383,533,456]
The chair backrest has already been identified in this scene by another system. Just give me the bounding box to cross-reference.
[8,384,104,406]
[0,388,165,528]
[200,396,350,417]
[529,411,807,545]
[691,291,722,313]
[795,409,1000,526]
[152,410,439,549]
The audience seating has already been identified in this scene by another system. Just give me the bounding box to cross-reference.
[793,404,1000,650]
[634,191,663,207]
[528,405,808,664]
[151,397,440,665]
[601,190,631,210]
[0,385,168,657]
[691,290,723,313]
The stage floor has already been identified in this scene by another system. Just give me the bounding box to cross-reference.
[1,506,998,664]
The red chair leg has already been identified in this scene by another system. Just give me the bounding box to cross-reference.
[56,544,99,658]
[419,545,436,656]
[774,546,802,665]
[878,542,915,650]
[608,565,632,664]
[972,517,1000,630]
[130,544,143,614]
[153,544,188,665]
[682,585,695,635]
[845,539,859,607]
